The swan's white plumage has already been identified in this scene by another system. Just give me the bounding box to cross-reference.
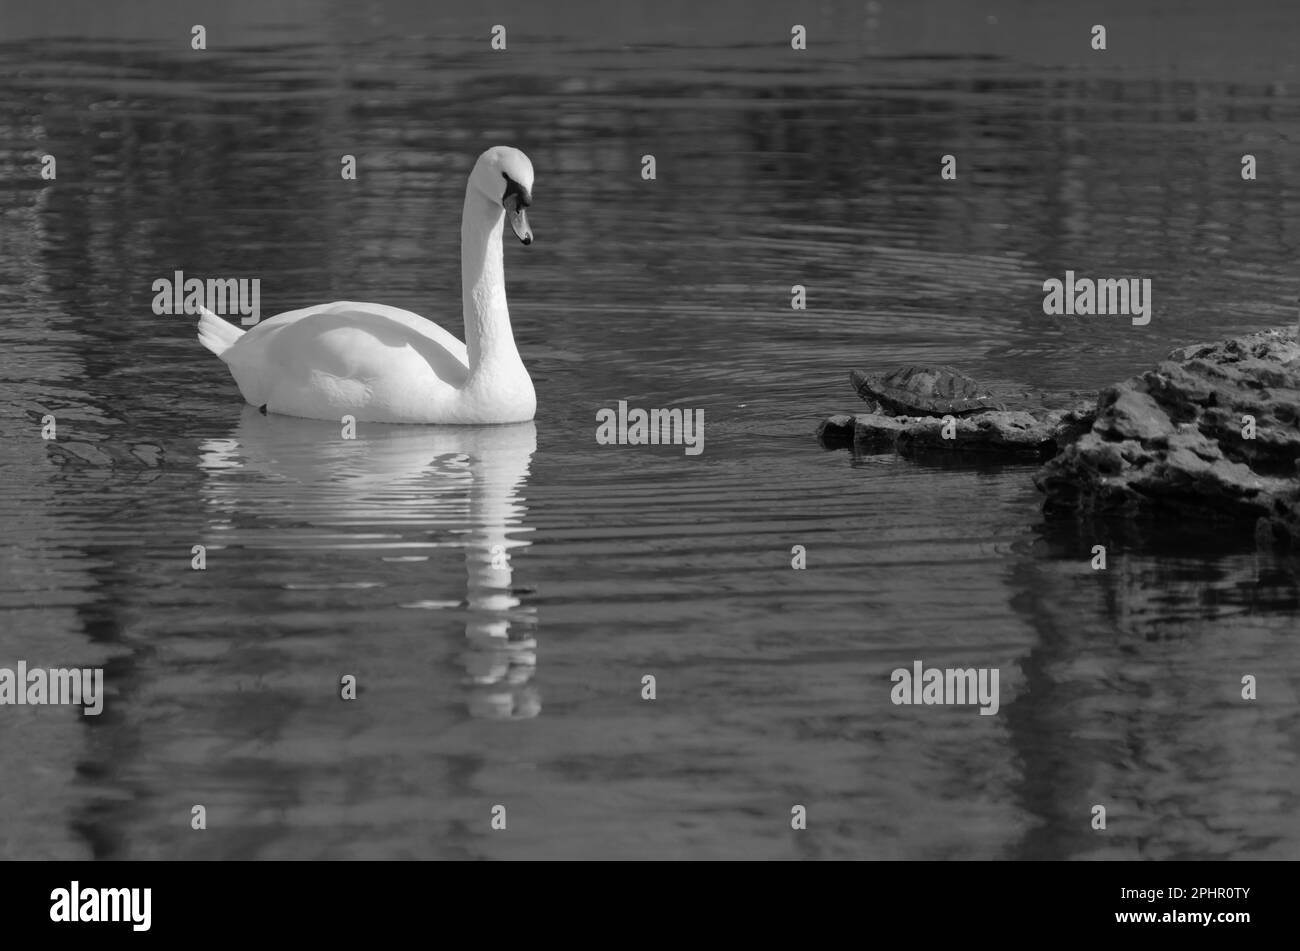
[196,146,537,425]
[197,307,243,357]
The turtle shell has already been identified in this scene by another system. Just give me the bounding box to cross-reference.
[850,364,1004,416]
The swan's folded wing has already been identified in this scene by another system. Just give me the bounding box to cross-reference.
[231,301,471,386]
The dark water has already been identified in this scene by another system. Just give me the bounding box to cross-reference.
[1,0,1298,859]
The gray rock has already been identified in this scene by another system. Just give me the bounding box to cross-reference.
[818,405,1095,460]
[853,412,910,449]
[816,414,856,444]
[1035,327,1300,546]
[894,410,1057,457]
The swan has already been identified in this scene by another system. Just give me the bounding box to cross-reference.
[196,146,537,424]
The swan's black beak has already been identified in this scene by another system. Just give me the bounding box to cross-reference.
[507,203,532,245]
[503,186,533,246]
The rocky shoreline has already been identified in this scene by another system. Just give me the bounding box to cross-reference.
[1037,328,1299,546]
[821,327,1300,546]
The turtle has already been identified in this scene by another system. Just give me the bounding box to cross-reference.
[850,364,1005,417]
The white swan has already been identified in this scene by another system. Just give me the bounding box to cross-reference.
[196,146,537,424]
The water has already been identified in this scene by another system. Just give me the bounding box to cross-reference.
[1,0,1298,860]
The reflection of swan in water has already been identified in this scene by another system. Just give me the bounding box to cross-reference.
[196,406,540,719]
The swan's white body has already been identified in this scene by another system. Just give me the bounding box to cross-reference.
[197,147,537,425]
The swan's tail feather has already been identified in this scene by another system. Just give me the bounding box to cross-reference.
[197,306,245,360]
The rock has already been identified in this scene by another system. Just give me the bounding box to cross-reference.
[1036,327,1300,546]
[818,406,1095,460]
[853,413,910,449]
[1050,401,1099,448]
[1099,387,1171,444]
[816,414,856,447]
[894,410,1057,458]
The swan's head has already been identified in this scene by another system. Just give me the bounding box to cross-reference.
[471,146,535,246]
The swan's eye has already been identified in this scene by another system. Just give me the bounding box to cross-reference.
[501,173,532,208]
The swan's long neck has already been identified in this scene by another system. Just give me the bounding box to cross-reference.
[461,189,521,375]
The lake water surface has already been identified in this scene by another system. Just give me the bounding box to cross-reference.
[1,0,1298,859]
